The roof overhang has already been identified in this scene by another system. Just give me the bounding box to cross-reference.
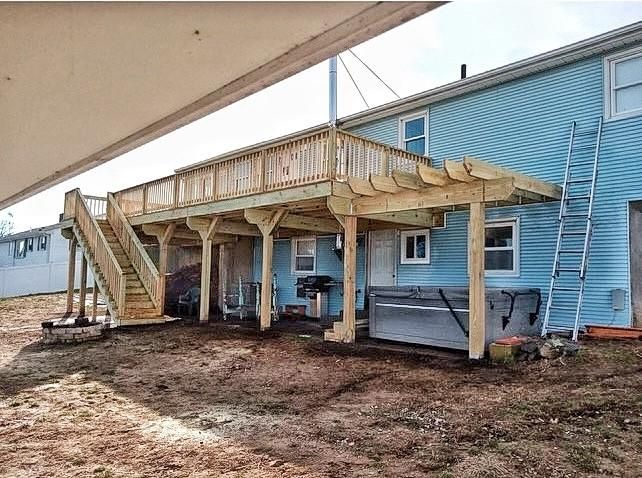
[0,1,443,210]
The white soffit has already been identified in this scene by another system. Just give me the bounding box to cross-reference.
[0,1,442,208]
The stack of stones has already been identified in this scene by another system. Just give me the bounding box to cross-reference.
[41,317,106,345]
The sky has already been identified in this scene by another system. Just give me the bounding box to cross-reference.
[3,1,642,232]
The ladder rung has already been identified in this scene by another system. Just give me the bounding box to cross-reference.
[549,305,577,311]
[559,249,584,254]
[572,146,595,151]
[557,268,581,272]
[563,213,589,218]
[561,230,586,235]
[567,195,590,200]
[553,287,580,292]
[568,178,592,184]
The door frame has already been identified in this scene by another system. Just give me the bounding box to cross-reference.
[628,200,642,327]
[367,229,398,289]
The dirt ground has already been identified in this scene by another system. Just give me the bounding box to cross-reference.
[0,293,641,478]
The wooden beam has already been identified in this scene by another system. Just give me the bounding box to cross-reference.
[370,174,403,193]
[186,216,221,323]
[444,159,475,182]
[463,156,562,199]
[79,254,88,317]
[218,221,260,236]
[341,215,357,343]
[66,237,77,314]
[281,214,341,234]
[417,163,454,186]
[347,176,377,196]
[392,170,423,190]
[259,233,274,331]
[332,180,359,199]
[327,196,352,229]
[469,201,486,360]
[92,280,98,320]
[156,223,176,315]
[360,209,433,227]
[128,182,334,226]
[244,209,288,235]
[352,178,515,215]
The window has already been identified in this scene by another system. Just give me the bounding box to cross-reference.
[605,47,642,119]
[26,237,33,252]
[400,229,430,264]
[485,220,519,275]
[14,239,26,259]
[399,113,427,156]
[292,237,316,273]
[37,235,48,251]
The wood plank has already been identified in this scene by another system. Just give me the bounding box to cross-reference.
[468,201,486,360]
[281,214,341,233]
[360,209,433,227]
[341,215,357,343]
[79,254,88,316]
[128,182,334,226]
[66,237,77,313]
[392,170,422,190]
[260,233,274,331]
[417,163,454,186]
[370,174,403,193]
[444,159,474,182]
[347,176,377,196]
[244,209,288,235]
[463,156,562,199]
[332,180,359,199]
[199,236,213,323]
[352,178,515,215]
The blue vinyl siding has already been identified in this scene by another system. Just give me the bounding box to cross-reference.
[346,52,642,329]
[253,236,366,316]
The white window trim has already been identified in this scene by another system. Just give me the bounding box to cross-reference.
[484,218,520,277]
[291,236,316,274]
[398,111,428,156]
[400,229,431,265]
[604,45,642,121]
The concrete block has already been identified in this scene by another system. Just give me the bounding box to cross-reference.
[489,343,521,362]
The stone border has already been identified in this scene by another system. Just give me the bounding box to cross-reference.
[42,318,105,345]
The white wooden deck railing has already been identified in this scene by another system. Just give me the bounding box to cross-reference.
[106,193,161,313]
[114,127,431,216]
[65,189,126,315]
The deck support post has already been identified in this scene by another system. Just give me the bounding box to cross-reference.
[66,237,77,314]
[187,217,221,324]
[468,201,486,360]
[342,215,357,343]
[244,209,288,330]
[79,254,88,316]
[218,244,228,313]
[92,280,99,319]
[157,224,176,315]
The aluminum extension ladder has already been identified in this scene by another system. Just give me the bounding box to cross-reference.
[542,117,603,341]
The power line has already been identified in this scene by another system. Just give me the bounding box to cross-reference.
[338,54,369,109]
[348,48,401,99]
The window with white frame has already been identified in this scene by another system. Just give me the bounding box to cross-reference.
[605,47,642,119]
[14,239,26,259]
[485,220,519,275]
[399,113,427,156]
[291,236,316,273]
[400,229,430,264]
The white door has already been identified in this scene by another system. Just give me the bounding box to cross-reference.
[369,230,397,286]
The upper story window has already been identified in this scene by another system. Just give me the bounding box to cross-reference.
[37,235,48,251]
[291,236,316,274]
[400,229,430,264]
[485,219,519,276]
[399,113,427,156]
[14,239,27,259]
[605,47,642,119]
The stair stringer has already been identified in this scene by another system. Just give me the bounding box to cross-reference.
[72,223,122,326]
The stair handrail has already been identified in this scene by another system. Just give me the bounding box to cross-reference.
[69,189,126,315]
[106,192,161,313]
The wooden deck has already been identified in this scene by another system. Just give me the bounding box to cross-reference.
[63,125,562,358]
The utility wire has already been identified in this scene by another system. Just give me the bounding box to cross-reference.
[338,54,369,109]
[348,49,401,99]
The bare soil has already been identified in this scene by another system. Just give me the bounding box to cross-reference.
[0,293,641,478]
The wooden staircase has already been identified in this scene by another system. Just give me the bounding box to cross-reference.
[64,189,164,326]
[97,220,162,322]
